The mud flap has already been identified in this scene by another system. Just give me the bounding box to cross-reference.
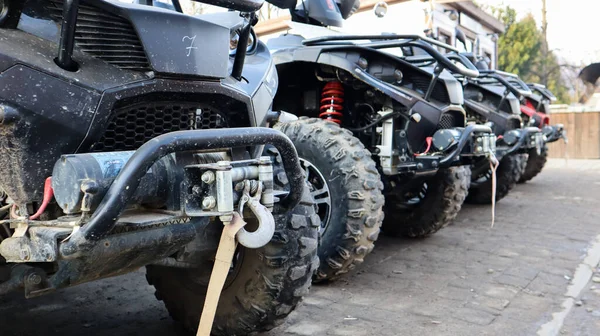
[197,213,246,336]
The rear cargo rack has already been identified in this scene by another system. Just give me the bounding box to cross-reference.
[527,83,557,102]
[465,69,531,112]
[303,34,480,101]
[404,51,535,111]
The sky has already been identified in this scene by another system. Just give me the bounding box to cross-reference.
[477,0,600,65]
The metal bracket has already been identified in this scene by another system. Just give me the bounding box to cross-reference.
[55,0,80,71]
[376,108,398,175]
[0,227,71,263]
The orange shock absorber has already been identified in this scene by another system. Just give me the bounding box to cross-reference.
[319,81,344,124]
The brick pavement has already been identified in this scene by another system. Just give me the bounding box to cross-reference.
[0,159,598,336]
[263,160,600,336]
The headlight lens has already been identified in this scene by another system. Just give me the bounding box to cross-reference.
[229,29,257,57]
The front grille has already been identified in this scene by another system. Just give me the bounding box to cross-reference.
[437,113,456,130]
[48,0,151,72]
[91,102,228,152]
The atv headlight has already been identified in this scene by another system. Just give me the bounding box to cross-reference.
[502,129,521,146]
[263,61,278,97]
[229,28,257,57]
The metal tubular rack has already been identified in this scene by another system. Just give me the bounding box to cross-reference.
[302,34,481,102]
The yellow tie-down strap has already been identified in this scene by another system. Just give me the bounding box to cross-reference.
[197,213,246,336]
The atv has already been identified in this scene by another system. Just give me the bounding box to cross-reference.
[517,82,567,183]
[461,55,566,184]
[403,48,547,204]
[0,0,318,335]
[459,68,541,203]
[265,0,495,282]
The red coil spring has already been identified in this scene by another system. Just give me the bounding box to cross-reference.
[319,81,344,124]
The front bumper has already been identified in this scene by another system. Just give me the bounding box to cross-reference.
[543,124,568,144]
[498,127,544,157]
[394,124,495,173]
[60,127,304,257]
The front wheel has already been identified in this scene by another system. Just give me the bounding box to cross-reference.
[382,166,471,238]
[518,145,548,183]
[466,154,523,204]
[146,187,319,335]
[275,118,384,282]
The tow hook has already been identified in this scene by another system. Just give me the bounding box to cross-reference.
[236,180,275,249]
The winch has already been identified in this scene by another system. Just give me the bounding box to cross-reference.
[51,150,276,249]
[431,128,496,155]
[501,127,544,153]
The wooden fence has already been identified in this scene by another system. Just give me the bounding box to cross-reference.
[547,112,600,159]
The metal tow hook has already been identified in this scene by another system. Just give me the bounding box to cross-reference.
[235,180,275,249]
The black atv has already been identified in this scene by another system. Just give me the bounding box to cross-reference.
[266,0,494,282]
[517,82,567,183]
[462,60,566,185]
[0,0,318,335]
[408,51,548,203]
[459,68,542,203]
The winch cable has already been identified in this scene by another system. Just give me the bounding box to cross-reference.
[489,151,500,227]
[197,213,246,336]
[11,177,54,220]
[29,177,53,220]
[414,137,433,156]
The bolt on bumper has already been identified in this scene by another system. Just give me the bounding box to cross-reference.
[542,124,568,144]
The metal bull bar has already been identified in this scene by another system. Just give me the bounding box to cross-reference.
[437,124,494,167]
[60,127,303,257]
[543,124,568,144]
[501,127,544,157]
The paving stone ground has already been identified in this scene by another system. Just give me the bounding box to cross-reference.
[0,159,599,336]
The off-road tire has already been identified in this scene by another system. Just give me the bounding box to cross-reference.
[466,154,523,204]
[146,187,320,335]
[382,166,471,238]
[518,145,548,183]
[275,118,384,282]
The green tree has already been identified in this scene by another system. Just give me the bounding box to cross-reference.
[529,53,569,103]
[497,14,541,78]
[491,5,517,27]
[482,4,570,103]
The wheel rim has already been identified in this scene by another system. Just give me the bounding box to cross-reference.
[299,158,332,234]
